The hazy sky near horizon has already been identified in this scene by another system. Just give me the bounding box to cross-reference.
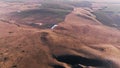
[2,0,120,3]
[87,0,120,2]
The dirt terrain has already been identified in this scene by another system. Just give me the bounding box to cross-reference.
[0,1,120,68]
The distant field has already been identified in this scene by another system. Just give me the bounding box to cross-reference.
[103,4,120,13]
[92,3,120,13]
[5,3,73,29]
[92,2,120,29]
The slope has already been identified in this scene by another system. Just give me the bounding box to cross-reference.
[0,7,120,68]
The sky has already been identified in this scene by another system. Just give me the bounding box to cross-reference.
[86,0,120,3]
[2,0,120,3]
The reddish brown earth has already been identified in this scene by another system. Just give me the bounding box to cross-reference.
[0,5,120,68]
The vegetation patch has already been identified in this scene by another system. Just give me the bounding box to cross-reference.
[8,3,73,29]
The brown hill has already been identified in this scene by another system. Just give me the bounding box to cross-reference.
[0,7,120,68]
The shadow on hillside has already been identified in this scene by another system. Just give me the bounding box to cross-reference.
[53,55,110,68]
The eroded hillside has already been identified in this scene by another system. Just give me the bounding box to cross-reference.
[0,5,120,68]
[0,1,120,68]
